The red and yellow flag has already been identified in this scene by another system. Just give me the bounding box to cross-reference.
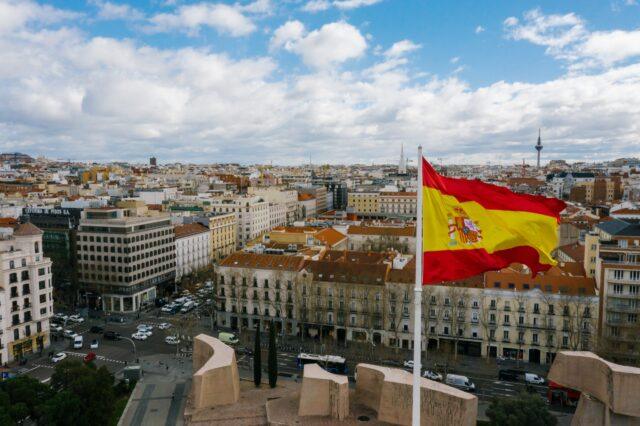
[421,158,566,284]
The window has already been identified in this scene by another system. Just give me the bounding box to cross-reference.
[613,284,624,294]
[503,330,509,340]
[613,270,624,280]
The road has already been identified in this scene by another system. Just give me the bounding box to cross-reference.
[15,306,552,406]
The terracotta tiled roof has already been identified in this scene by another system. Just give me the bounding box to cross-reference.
[298,193,315,201]
[314,228,346,247]
[0,218,19,227]
[13,222,43,236]
[557,243,585,262]
[347,225,415,237]
[219,251,306,271]
[321,250,390,264]
[174,223,209,239]
[485,263,595,295]
[306,261,389,285]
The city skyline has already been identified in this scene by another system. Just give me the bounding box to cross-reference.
[1,0,640,165]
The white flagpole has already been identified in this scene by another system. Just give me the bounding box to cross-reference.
[412,146,424,426]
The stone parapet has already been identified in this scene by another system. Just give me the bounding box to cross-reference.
[354,363,477,426]
[298,363,349,420]
[190,334,240,410]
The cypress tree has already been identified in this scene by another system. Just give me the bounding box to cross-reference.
[253,327,261,387]
[268,321,278,388]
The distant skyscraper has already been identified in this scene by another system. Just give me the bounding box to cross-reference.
[535,129,543,168]
[150,156,157,166]
[398,143,407,174]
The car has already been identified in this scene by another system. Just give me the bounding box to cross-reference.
[403,360,415,369]
[54,313,69,322]
[499,369,522,382]
[423,370,443,381]
[235,346,253,356]
[90,325,104,334]
[68,315,85,323]
[63,329,77,339]
[50,325,63,333]
[73,335,84,349]
[158,322,172,330]
[51,352,67,363]
[132,332,148,341]
[107,316,125,323]
[103,331,121,340]
[218,332,239,345]
[84,352,97,363]
[165,336,180,345]
[525,373,545,385]
[90,339,99,349]
[137,324,153,330]
[445,374,476,392]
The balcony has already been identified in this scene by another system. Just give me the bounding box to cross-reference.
[11,305,20,312]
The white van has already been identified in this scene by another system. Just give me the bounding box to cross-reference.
[525,373,545,385]
[180,300,195,313]
[73,335,84,349]
[445,374,475,392]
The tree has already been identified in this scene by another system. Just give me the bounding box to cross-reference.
[268,321,278,388]
[253,328,262,387]
[486,393,557,426]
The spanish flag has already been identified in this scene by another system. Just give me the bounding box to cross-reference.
[421,157,566,284]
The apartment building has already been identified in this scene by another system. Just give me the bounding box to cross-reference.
[174,223,211,281]
[209,196,270,248]
[348,192,380,215]
[184,212,237,262]
[570,177,623,204]
[347,224,416,254]
[76,207,176,312]
[268,203,287,230]
[379,192,417,218]
[593,218,640,365]
[247,187,299,224]
[0,222,54,364]
[298,186,328,213]
[215,251,597,365]
[298,193,317,219]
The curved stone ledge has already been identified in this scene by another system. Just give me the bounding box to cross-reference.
[354,363,477,426]
[190,334,240,410]
[298,363,349,420]
[548,351,640,418]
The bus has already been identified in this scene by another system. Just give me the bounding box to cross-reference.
[296,353,348,374]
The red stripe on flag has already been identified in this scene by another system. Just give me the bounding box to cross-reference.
[422,159,565,218]
[422,245,552,284]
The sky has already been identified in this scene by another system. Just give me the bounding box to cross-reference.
[1,0,639,165]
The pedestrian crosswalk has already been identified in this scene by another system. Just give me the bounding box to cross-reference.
[63,351,126,364]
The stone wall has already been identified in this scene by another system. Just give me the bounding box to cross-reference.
[190,334,240,409]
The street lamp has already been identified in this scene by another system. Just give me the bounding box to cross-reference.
[121,336,137,355]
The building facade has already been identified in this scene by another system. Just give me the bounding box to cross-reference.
[209,196,270,248]
[0,223,54,364]
[174,223,211,281]
[379,192,417,218]
[76,207,176,312]
[348,192,380,215]
[594,218,640,365]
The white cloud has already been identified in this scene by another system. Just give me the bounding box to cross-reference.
[93,1,144,21]
[301,0,382,12]
[269,20,305,51]
[2,2,640,165]
[146,2,256,37]
[384,40,420,58]
[505,9,640,69]
[475,25,485,34]
[450,56,459,64]
[333,0,383,10]
[237,0,273,15]
[271,20,367,69]
[301,0,330,12]
[0,0,79,33]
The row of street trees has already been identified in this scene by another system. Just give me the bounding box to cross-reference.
[253,321,278,389]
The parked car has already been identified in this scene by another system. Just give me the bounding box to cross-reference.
[132,332,148,341]
[445,374,476,392]
[52,352,67,363]
[84,352,97,363]
[158,322,172,330]
[218,332,239,345]
[164,336,180,345]
[525,373,545,385]
[423,370,443,381]
[155,298,167,307]
[499,369,522,382]
[68,315,84,323]
[53,313,69,322]
[63,329,77,339]
[107,316,125,323]
[50,325,63,333]
[236,346,253,356]
[103,331,121,340]
[90,339,99,349]
[403,360,415,369]
[90,326,104,334]
[73,335,84,349]
[137,324,153,331]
